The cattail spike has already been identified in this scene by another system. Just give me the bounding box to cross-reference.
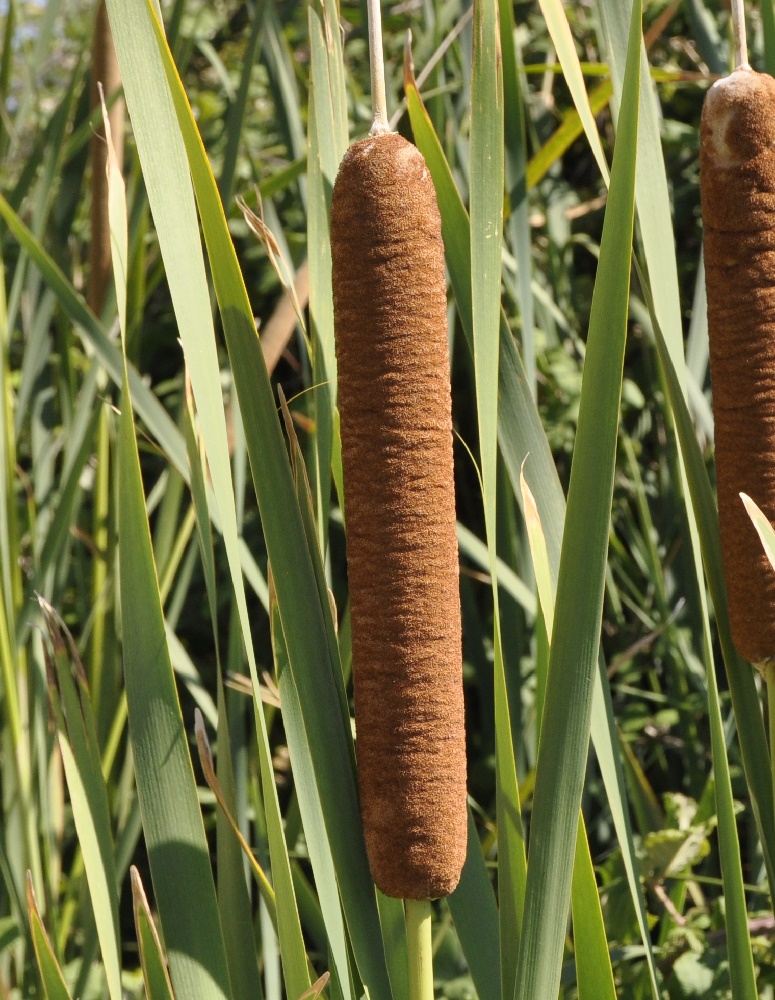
[701,68,775,665]
[330,132,467,899]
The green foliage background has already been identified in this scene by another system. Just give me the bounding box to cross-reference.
[0,0,774,997]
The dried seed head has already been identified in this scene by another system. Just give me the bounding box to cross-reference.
[330,132,467,898]
[701,68,775,665]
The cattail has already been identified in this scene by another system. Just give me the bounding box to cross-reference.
[701,67,775,665]
[330,131,467,899]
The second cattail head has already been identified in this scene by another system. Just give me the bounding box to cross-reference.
[701,67,775,665]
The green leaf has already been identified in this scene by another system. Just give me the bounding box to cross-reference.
[100,76,232,996]
[571,824,617,1000]
[118,361,233,999]
[513,1,641,995]
[470,2,527,992]
[307,4,343,546]
[519,470,617,1000]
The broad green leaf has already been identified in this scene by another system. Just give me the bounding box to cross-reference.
[520,464,616,1000]
[513,2,640,995]
[307,7,341,547]
[470,0,504,519]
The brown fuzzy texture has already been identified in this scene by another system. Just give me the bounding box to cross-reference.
[702,68,775,665]
[330,132,467,899]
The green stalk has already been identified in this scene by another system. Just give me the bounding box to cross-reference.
[406,899,433,1000]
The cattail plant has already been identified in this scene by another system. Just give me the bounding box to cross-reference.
[701,7,775,668]
[701,0,775,817]
[329,0,467,992]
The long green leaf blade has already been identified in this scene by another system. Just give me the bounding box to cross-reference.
[470,3,527,992]
[513,2,641,994]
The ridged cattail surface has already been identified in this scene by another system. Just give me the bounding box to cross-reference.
[701,68,775,665]
[330,131,467,899]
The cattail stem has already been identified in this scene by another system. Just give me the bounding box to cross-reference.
[731,0,750,71]
[367,0,389,133]
[406,900,433,1000]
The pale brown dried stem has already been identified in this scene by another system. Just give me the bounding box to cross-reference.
[89,0,124,317]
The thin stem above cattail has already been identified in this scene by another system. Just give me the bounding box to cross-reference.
[367,0,389,132]
[730,0,750,71]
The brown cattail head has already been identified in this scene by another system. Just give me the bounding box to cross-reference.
[330,132,467,899]
[701,68,775,665]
